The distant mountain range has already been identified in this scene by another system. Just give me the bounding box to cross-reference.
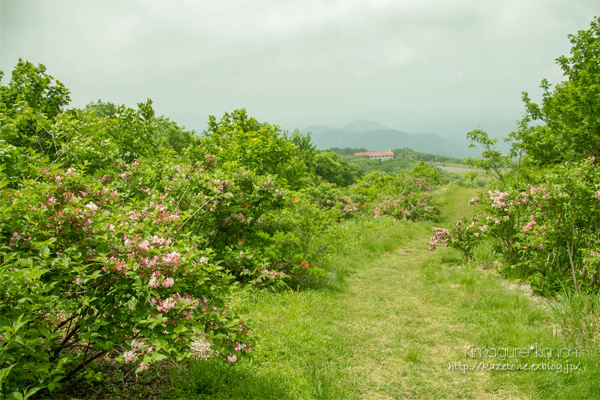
[302,119,482,158]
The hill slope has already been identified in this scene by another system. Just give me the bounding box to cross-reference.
[308,129,473,158]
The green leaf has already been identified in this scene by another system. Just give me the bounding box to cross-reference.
[10,391,24,400]
[23,386,44,400]
[0,363,17,391]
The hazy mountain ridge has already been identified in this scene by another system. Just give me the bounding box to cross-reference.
[302,120,482,158]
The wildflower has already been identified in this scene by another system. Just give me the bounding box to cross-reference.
[301,261,309,268]
[162,252,181,264]
[428,227,449,251]
[238,238,245,243]
[234,343,247,352]
[294,198,300,203]
[123,351,136,362]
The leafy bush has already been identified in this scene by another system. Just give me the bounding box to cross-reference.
[0,61,331,398]
[0,165,251,397]
[430,17,600,298]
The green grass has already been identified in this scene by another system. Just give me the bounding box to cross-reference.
[165,184,600,399]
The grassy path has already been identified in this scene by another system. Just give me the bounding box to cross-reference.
[169,185,599,399]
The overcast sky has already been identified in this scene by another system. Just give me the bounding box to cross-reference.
[1,0,598,133]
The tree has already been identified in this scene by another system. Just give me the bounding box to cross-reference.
[520,16,600,165]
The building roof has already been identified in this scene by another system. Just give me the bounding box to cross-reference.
[354,151,395,156]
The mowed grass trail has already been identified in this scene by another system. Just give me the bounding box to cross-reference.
[168,185,600,399]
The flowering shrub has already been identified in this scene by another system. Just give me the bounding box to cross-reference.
[0,58,450,397]
[373,192,439,222]
[0,165,253,397]
[439,18,600,297]
[303,183,365,220]
[430,157,600,294]
[0,62,327,397]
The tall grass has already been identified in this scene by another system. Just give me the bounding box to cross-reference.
[548,289,600,346]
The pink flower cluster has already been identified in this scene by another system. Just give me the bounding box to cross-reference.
[523,219,537,232]
[429,227,449,251]
[122,339,154,365]
[103,256,129,275]
[260,268,285,280]
[488,190,511,208]
[149,293,200,313]
[205,153,216,167]
[148,271,175,288]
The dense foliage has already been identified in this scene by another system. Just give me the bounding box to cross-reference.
[0,60,444,398]
[430,17,600,296]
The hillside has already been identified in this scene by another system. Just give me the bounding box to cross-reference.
[301,119,483,158]
[308,128,474,158]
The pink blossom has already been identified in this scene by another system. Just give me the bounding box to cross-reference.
[234,343,247,352]
[162,277,175,287]
[488,190,511,208]
[75,278,84,285]
[85,202,98,211]
[138,240,150,252]
[227,354,237,363]
[123,351,136,362]
[159,297,176,311]
[162,252,181,264]
[140,362,150,371]
[429,227,449,251]
[149,271,160,288]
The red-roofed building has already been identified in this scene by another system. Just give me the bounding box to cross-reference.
[354,150,395,161]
